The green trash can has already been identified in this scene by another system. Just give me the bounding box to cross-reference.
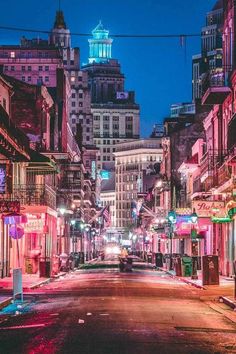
[181,257,192,277]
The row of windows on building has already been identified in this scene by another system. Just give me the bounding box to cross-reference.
[97,155,115,161]
[116,193,137,201]
[71,118,91,126]
[71,115,90,122]
[4,65,52,72]
[3,51,53,59]
[94,115,133,121]
[63,60,77,66]
[102,147,116,153]
[71,92,83,99]
[94,139,121,145]
[20,76,50,83]
[71,76,83,83]
[116,184,138,191]
[94,124,133,130]
[116,174,138,182]
[116,155,162,164]
[71,101,83,107]
[100,200,115,207]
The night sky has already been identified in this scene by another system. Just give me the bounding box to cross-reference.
[0,0,217,137]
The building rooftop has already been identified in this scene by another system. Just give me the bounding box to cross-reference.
[53,10,67,29]
[212,0,223,11]
[115,138,162,153]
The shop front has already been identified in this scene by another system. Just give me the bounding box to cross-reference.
[15,206,58,278]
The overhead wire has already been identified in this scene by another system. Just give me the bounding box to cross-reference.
[0,25,206,39]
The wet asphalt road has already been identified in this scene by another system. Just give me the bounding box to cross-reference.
[0,269,236,354]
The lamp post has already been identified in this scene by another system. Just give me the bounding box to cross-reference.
[190,210,198,280]
[70,219,76,253]
[167,210,177,271]
[79,221,85,263]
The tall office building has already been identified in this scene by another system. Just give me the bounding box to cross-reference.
[0,10,93,147]
[192,0,223,100]
[82,22,140,171]
[114,139,163,228]
[49,11,93,146]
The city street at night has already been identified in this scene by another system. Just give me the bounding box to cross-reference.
[0,268,236,354]
[1,0,236,353]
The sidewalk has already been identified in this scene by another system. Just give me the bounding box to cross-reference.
[159,267,236,309]
[0,272,65,310]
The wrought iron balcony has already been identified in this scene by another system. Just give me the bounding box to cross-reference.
[201,70,231,105]
[59,178,82,192]
[13,184,56,209]
[217,163,232,186]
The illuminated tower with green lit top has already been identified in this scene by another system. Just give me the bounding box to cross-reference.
[88,21,113,64]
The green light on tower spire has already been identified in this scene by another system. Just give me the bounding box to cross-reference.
[88,21,113,64]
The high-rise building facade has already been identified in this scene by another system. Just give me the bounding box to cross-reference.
[49,11,93,146]
[82,22,140,171]
[0,11,93,148]
[192,0,223,100]
[114,139,163,228]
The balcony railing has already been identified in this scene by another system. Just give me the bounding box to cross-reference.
[200,152,215,175]
[200,150,228,175]
[201,70,231,105]
[217,163,232,186]
[59,180,82,192]
[13,184,56,209]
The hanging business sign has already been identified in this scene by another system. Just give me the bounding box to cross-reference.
[24,219,44,233]
[100,170,110,180]
[192,200,225,218]
[0,164,6,194]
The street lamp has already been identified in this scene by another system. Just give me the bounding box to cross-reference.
[167,210,177,271]
[190,210,198,280]
[156,180,163,188]
[190,210,198,224]
[59,207,66,216]
[70,219,76,254]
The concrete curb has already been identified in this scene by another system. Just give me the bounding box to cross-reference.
[28,271,67,289]
[0,297,12,311]
[0,272,68,310]
[28,278,51,290]
[219,296,236,310]
[158,267,206,290]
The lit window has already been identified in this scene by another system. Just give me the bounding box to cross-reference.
[10,52,15,58]
[71,76,75,82]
